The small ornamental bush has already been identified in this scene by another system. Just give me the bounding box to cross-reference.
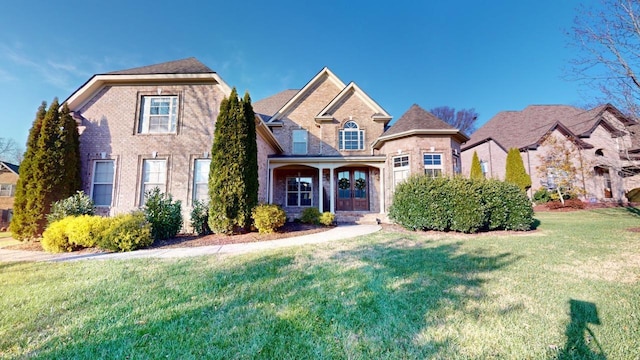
[300,207,321,224]
[533,188,552,204]
[65,215,105,248]
[319,212,335,226]
[143,188,183,241]
[42,217,75,253]
[190,199,211,236]
[97,212,152,252]
[389,175,534,233]
[47,191,95,225]
[252,204,286,234]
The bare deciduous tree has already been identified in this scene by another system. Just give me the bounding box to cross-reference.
[0,137,22,164]
[429,106,478,135]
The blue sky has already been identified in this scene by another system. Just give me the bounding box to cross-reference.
[0,0,602,151]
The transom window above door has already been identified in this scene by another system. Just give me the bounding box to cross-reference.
[339,121,364,150]
[138,96,178,134]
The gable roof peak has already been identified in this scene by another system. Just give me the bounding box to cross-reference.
[106,57,214,75]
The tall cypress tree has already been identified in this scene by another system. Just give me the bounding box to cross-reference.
[470,151,484,180]
[11,102,47,240]
[208,88,258,234]
[10,99,81,239]
[505,148,531,192]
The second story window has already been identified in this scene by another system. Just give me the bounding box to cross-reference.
[139,96,178,134]
[339,121,364,150]
[292,129,308,155]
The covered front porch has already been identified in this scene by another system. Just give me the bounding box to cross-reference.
[267,156,387,221]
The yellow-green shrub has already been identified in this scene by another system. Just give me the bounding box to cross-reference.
[252,204,286,234]
[66,215,106,248]
[300,207,321,224]
[97,212,153,252]
[42,217,75,253]
[319,212,335,226]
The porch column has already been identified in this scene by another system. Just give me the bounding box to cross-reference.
[329,167,335,213]
[318,167,323,212]
[379,167,385,213]
[268,166,274,204]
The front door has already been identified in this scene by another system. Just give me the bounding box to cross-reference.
[336,168,369,211]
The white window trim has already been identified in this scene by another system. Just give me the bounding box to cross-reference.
[339,121,365,151]
[292,129,308,155]
[193,158,211,203]
[393,155,410,187]
[286,176,313,207]
[140,158,167,205]
[423,153,443,178]
[0,184,14,197]
[90,160,115,207]
[138,95,178,134]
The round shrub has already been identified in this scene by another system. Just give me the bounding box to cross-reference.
[626,188,640,203]
[319,212,335,226]
[47,191,95,225]
[42,217,75,253]
[532,188,552,204]
[97,212,153,252]
[252,204,286,234]
[65,215,106,248]
[447,177,485,233]
[389,176,453,231]
[143,188,183,241]
[300,207,321,224]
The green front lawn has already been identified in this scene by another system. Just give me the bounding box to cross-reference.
[1,208,639,359]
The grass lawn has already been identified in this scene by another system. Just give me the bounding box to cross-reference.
[0,232,18,249]
[1,208,639,359]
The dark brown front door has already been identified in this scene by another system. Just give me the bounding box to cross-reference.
[336,168,369,211]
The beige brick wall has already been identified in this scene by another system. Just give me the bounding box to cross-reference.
[461,140,507,179]
[77,82,227,224]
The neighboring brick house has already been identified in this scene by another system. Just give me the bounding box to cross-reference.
[0,161,19,229]
[254,68,468,221]
[461,104,640,202]
[63,58,281,224]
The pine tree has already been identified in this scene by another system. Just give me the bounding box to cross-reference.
[10,99,81,239]
[470,151,484,180]
[10,102,47,239]
[208,88,258,234]
[505,148,531,192]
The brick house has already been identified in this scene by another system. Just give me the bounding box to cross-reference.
[63,59,467,225]
[461,104,640,202]
[0,161,19,229]
[254,67,468,222]
[63,58,281,224]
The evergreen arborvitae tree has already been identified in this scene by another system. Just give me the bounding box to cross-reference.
[10,99,81,239]
[208,88,258,234]
[11,102,47,240]
[470,151,484,180]
[505,148,531,192]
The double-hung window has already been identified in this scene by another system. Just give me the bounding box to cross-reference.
[91,160,115,206]
[141,159,167,205]
[193,159,211,202]
[393,155,410,187]
[0,184,14,197]
[139,96,178,134]
[339,121,364,150]
[287,176,312,206]
[423,153,443,178]
[292,130,308,155]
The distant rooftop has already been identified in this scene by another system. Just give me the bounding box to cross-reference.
[106,57,215,75]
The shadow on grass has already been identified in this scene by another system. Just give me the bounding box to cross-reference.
[19,237,520,359]
[531,218,542,230]
[554,299,606,360]
[625,206,640,217]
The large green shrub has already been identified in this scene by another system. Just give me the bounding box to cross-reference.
[190,199,212,236]
[252,204,286,234]
[47,191,95,224]
[389,175,534,233]
[143,188,183,241]
[97,212,153,252]
[300,207,321,224]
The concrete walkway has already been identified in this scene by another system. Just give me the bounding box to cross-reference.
[0,224,381,263]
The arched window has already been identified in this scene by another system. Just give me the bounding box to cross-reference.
[338,121,364,150]
[595,149,604,156]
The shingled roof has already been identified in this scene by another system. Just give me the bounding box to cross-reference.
[0,161,19,174]
[252,89,299,121]
[106,57,214,75]
[463,104,631,151]
[383,104,456,137]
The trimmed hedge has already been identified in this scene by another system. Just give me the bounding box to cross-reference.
[96,212,153,252]
[389,176,534,233]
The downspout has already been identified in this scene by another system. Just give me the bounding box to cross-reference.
[526,149,532,197]
[578,147,587,200]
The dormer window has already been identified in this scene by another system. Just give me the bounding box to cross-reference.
[595,149,604,156]
[339,121,364,150]
[138,96,178,134]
